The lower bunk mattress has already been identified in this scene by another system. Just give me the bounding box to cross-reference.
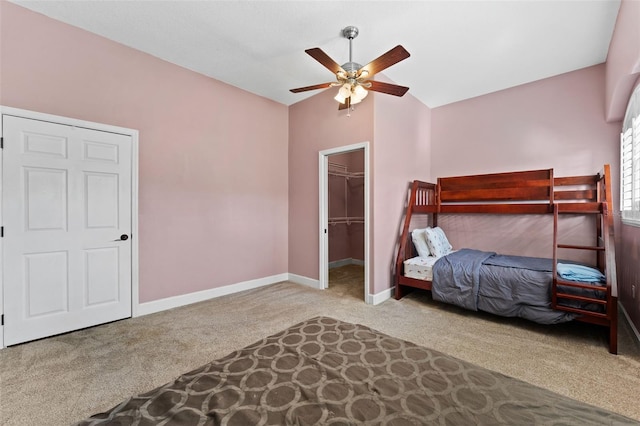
[403,255,440,281]
[406,248,606,324]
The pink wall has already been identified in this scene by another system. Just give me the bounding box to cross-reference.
[372,84,432,293]
[605,0,640,122]
[430,63,619,260]
[430,65,620,258]
[288,83,432,295]
[288,89,374,281]
[432,65,620,256]
[620,224,640,332]
[0,3,289,303]
[432,64,619,180]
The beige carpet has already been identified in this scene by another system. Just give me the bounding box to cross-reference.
[1,264,639,425]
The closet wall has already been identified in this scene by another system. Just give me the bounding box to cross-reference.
[328,150,365,265]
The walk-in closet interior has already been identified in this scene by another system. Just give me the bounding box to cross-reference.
[327,149,365,300]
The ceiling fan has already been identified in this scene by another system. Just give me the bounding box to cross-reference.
[290,26,410,110]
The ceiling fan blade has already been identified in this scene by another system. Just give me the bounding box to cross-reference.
[367,80,410,97]
[290,82,333,93]
[359,45,410,78]
[306,48,345,74]
[338,97,351,110]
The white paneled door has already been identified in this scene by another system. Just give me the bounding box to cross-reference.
[2,115,132,346]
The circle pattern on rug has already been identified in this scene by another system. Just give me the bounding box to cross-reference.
[77,317,639,426]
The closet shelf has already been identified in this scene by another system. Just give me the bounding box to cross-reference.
[329,216,364,225]
[328,161,364,180]
[328,161,364,226]
[328,170,364,179]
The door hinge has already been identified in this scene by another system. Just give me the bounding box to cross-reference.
[1,315,3,326]
[1,226,3,237]
[0,136,3,149]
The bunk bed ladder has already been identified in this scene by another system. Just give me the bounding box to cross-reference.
[551,167,617,354]
[395,181,420,300]
[394,181,438,299]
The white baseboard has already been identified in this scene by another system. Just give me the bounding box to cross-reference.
[328,258,365,269]
[619,302,640,346]
[288,273,321,289]
[367,286,394,305]
[136,273,289,317]
[1,270,381,349]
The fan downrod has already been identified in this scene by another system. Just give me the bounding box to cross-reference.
[341,26,361,74]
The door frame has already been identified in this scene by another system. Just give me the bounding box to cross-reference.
[318,141,370,302]
[0,106,139,349]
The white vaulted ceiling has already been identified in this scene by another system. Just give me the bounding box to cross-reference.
[10,0,620,108]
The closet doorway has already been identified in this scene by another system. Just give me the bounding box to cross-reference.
[318,142,370,303]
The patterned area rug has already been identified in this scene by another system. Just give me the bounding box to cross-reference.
[76,316,638,425]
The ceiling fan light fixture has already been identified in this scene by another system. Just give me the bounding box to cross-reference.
[352,84,368,101]
[335,83,353,104]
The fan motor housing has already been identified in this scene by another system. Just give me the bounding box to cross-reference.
[342,26,359,40]
[341,62,362,76]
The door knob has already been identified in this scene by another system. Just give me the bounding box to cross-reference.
[113,234,129,241]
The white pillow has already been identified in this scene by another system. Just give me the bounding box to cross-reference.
[411,228,431,257]
[424,227,453,258]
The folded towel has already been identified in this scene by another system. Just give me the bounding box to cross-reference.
[557,263,605,283]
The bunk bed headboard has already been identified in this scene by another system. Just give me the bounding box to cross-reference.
[436,169,554,214]
[438,169,554,203]
[435,167,610,215]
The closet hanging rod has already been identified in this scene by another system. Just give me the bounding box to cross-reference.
[328,216,365,225]
[328,161,363,179]
[328,170,365,179]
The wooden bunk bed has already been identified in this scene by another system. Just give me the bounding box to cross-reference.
[394,165,618,354]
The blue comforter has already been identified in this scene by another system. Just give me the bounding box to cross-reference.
[432,249,578,324]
